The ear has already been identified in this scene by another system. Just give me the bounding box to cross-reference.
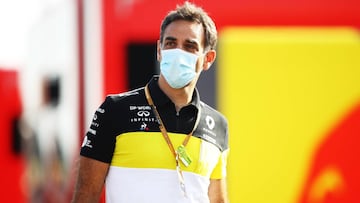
[202,50,216,71]
[157,40,161,61]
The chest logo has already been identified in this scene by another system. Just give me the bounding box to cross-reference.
[137,110,150,117]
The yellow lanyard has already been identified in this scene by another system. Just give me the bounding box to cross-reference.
[144,84,201,197]
[144,84,200,158]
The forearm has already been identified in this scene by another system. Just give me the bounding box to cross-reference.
[71,156,109,203]
[72,175,104,203]
[208,178,229,203]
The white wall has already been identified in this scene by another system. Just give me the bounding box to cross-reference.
[83,0,104,132]
[0,0,42,68]
[21,0,79,169]
[0,0,105,175]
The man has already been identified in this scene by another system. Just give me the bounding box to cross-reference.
[72,2,229,203]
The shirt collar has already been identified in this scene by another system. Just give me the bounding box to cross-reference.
[147,75,201,110]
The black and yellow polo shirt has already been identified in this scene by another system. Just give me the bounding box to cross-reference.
[80,76,229,203]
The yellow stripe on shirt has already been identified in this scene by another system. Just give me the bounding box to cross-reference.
[111,132,224,177]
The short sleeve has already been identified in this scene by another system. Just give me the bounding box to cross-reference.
[210,149,229,179]
[80,96,117,163]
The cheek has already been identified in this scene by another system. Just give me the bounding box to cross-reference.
[196,57,206,72]
[195,60,202,73]
[157,51,161,61]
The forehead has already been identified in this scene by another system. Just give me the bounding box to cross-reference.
[163,20,204,44]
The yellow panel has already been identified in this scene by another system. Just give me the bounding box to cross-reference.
[217,27,360,203]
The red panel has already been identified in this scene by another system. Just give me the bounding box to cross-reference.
[102,0,360,93]
[298,103,360,203]
[114,0,360,41]
[0,69,26,203]
[103,0,128,95]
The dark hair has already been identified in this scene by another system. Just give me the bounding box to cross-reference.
[160,1,217,51]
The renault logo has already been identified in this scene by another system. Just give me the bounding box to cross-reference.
[206,115,215,130]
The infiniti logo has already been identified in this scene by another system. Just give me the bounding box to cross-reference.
[137,110,150,117]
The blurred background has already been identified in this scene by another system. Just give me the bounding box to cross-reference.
[0,0,359,202]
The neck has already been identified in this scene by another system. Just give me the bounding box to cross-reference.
[158,75,194,112]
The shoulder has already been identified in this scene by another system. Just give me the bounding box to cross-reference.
[200,101,228,126]
[97,87,146,117]
[106,87,145,104]
[198,101,229,151]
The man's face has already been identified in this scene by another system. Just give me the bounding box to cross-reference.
[159,20,206,73]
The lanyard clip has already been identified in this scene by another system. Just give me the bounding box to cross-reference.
[176,153,187,197]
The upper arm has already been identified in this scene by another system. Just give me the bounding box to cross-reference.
[208,148,229,203]
[208,178,229,203]
[71,156,110,203]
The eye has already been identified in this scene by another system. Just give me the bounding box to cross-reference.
[164,41,176,48]
[184,43,198,53]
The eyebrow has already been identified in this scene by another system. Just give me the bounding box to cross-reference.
[164,36,199,45]
[164,36,177,41]
[163,36,200,49]
[185,39,199,47]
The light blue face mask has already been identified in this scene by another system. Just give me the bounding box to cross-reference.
[160,48,199,89]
